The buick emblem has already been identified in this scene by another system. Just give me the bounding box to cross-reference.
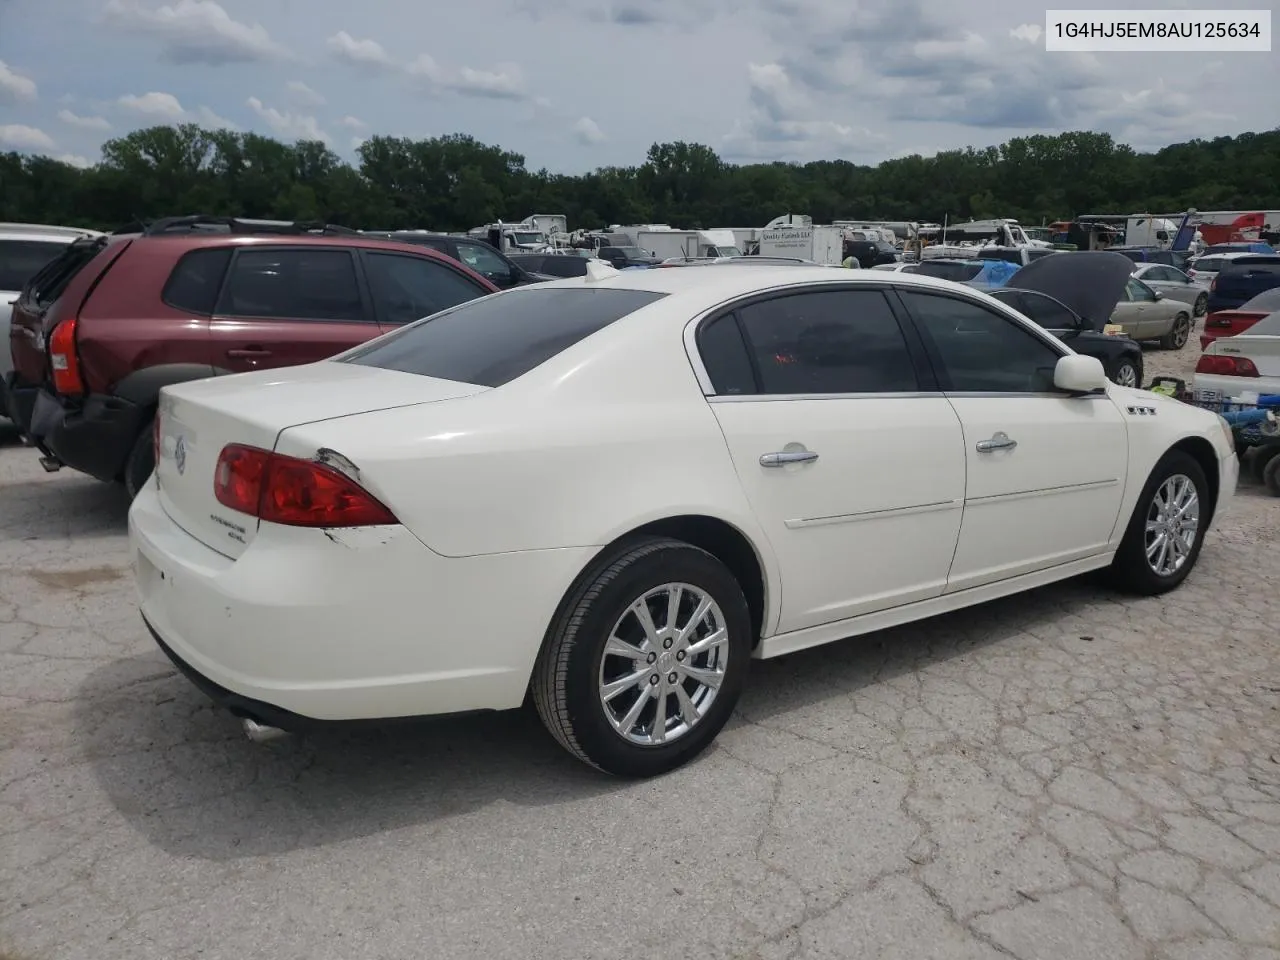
[174,435,187,475]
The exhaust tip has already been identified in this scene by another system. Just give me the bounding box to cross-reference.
[242,717,289,743]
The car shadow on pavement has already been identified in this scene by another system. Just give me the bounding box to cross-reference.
[75,579,1104,862]
[0,473,129,541]
[76,652,627,861]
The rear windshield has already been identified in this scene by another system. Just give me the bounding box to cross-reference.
[908,261,984,282]
[976,249,1022,264]
[341,286,668,387]
[0,239,71,290]
[21,237,108,306]
[1222,256,1280,274]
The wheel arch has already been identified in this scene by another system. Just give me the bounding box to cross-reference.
[1169,435,1220,523]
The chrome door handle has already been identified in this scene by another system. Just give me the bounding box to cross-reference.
[975,432,1017,453]
[760,450,819,467]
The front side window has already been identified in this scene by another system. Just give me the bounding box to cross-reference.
[220,248,365,322]
[732,289,919,394]
[455,241,514,283]
[363,252,489,325]
[901,291,1063,393]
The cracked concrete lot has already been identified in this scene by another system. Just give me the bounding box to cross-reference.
[2,414,1280,960]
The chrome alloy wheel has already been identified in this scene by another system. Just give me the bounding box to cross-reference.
[597,582,729,746]
[1145,474,1200,576]
[1114,362,1139,388]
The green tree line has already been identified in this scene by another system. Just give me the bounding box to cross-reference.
[1,124,1277,233]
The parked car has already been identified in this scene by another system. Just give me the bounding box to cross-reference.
[903,258,1020,286]
[1200,289,1280,349]
[1110,247,1193,271]
[843,238,899,267]
[1200,241,1275,256]
[1130,263,1209,316]
[1206,254,1280,313]
[508,253,599,278]
[1,223,105,419]
[5,216,497,497]
[1111,277,1193,349]
[129,265,1236,777]
[1186,251,1256,287]
[1194,307,1280,401]
[362,230,553,288]
[974,246,1059,266]
[597,246,660,269]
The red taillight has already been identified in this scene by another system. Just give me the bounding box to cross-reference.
[213,444,397,527]
[48,318,84,395]
[1210,276,1218,291]
[1195,355,1259,377]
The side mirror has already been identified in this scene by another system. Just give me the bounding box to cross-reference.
[1153,291,1164,300]
[1054,354,1108,393]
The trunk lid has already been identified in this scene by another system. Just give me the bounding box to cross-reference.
[8,235,121,383]
[155,361,487,558]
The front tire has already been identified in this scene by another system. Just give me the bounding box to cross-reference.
[1160,313,1191,350]
[532,537,752,777]
[1107,450,1209,595]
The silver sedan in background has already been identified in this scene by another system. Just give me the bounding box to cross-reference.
[1131,262,1209,317]
[1110,277,1194,349]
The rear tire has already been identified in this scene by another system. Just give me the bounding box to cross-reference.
[1193,292,1208,317]
[532,537,752,778]
[1252,444,1280,484]
[1264,455,1280,497]
[1159,313,1191,350]
[1107,450,1209,596]
[122,418,155,501]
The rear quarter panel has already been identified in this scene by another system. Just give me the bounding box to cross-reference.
[271,310,776,574]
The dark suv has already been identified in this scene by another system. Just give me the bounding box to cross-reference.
[362,231,554,288]
[4,216,497,497]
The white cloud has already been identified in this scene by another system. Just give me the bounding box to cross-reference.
[115,92,237,130]
[338,115,367,130]
[408,54,527,100]
[327,31,396,70]
[572,117,606,145]
[103,0,290,64]
[351,136,367,151]
[57,109,112,132]
[0,124,56,151]
[118,91,186,118]
[1010,23,1043,44]
[57,153,93,168]
[285,80,326,108]
[722,61,888,160]
[0,60,37,102]
[246,97,330,143]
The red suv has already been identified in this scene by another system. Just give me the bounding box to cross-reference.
[4,216,498,497]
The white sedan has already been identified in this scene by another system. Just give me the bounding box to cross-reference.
[130,263,1239,777]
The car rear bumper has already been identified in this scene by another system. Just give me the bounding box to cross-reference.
[128,476,594,721]
[27,388,148,481]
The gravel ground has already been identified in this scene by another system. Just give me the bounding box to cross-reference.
[3,332,1280,960]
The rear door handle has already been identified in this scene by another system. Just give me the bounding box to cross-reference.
[760,450,819,467]
[227,348,272,358]
[976,431,1017,453]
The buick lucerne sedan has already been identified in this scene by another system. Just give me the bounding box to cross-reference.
[130,263,1239,777]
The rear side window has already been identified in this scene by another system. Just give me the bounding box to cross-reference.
[733,289,919,394]
[219,248,366,322]
[342,287,667,387]
[162,247,232,314]
[696,314,756,395]
[22,238,106,306]
[0,239,70,290]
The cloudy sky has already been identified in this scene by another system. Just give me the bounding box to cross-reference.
[0,0,1275,171]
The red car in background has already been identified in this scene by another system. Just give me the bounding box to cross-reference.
[3,216,498,498]
[1199,288,1280,350]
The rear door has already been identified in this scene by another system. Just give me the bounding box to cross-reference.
[210,246,378,372]
[359,249,494,330]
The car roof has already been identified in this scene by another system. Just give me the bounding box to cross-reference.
[129,231,471,261]
[0,223,105,243]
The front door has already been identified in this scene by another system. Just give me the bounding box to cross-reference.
[898,289,1128,591]
[700,287,966,634]
[210,246,379,373]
